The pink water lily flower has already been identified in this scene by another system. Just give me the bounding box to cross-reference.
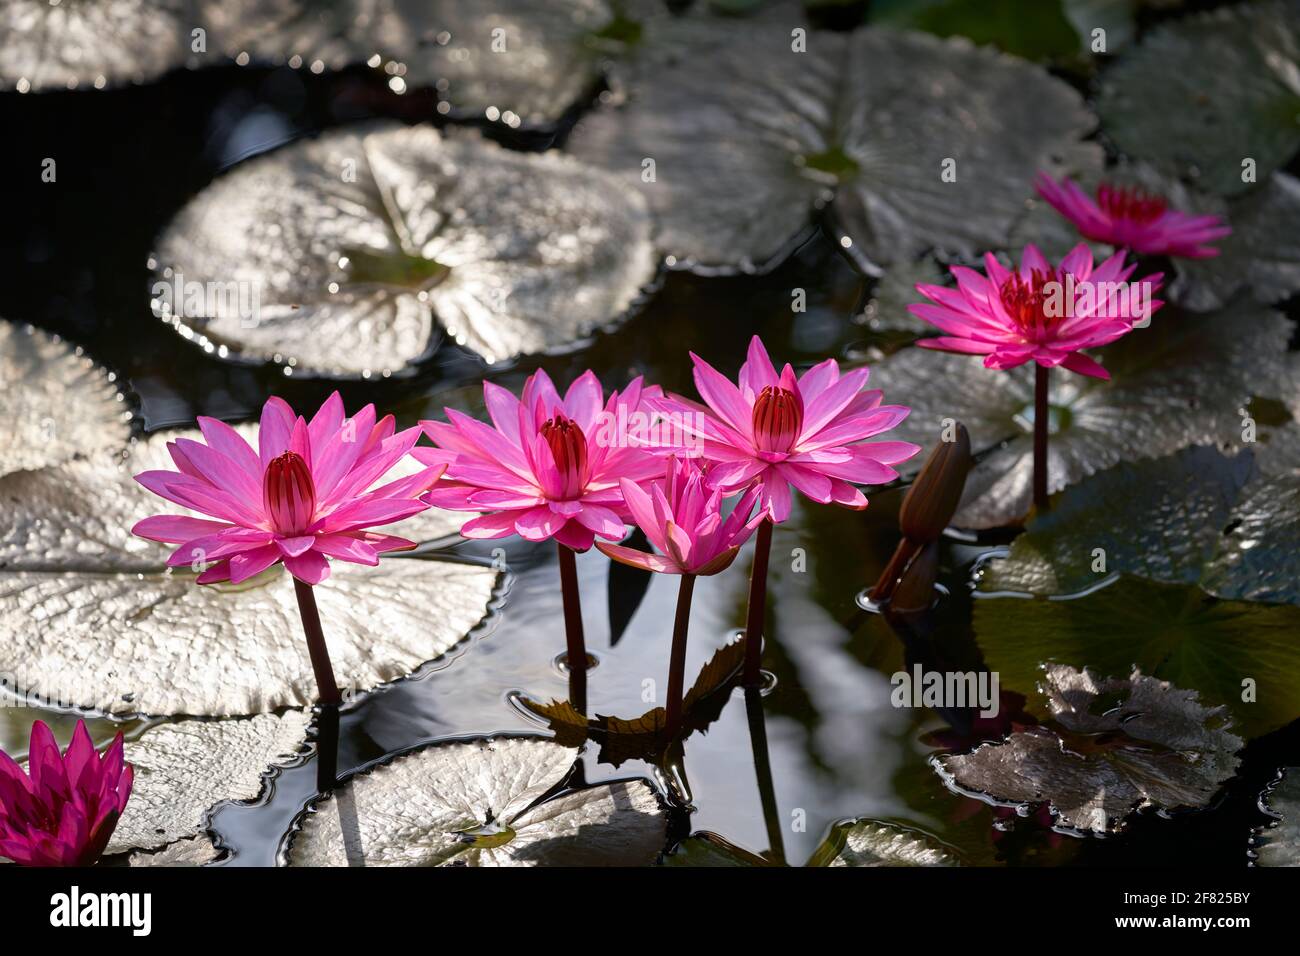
[650,336,919,523]
[0,720,132,867]
[598,456,764,575]
[132,392,442,585]
[416,369,663,552]
[1035,172,1230,259]
[908,243,1165,381]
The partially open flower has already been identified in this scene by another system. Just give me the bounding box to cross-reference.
[0,720,132,867]
[132,392,441,585]
[597,457,764,576]
[1035,172,1230,259]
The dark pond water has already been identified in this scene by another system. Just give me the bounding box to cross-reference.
[2,27,1296,868]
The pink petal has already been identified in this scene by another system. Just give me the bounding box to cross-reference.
[283,550,330,585]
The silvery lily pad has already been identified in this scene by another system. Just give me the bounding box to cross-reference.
[807,819,957,867]
[980,443,1300,607]
[283,736,667,866]
[128,835,221,867]
[0,321,131,477]
[973,577,1300,737]
[107,711,309,853]
[0,422,495,716]
[0,0,202,92]
[1173,173,1300,310]
[151,123,657,375]
[937,665,1242,834]
[569,20,1093,274]
[0,557,496,717]
[1253,770,1300,867]
[1097,1,1300,197]
[867,303,1292,527]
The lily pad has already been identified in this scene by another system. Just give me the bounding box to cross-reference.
[980,444,1300,608]
[0,0,202,92]
[867,303,1292,527]
[1173,173,1300,310]
[283,736,667,866]
[1254,770,1300,867]
[1097,1,1300,197]
[937,665,1242,833]
[661,831,774,866]
[0,321,131,476]
[128,835,221,867]
[151,123,657,375]
[808,819,957,866]
[107,711,309,853]
[973,577,1300,738]
[569,20,1093,274]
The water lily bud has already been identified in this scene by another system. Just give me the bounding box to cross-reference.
[890,541,940,614]
[898,423,971,543]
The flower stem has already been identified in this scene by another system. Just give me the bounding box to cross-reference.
[292,577,341,707]
[742,517,773,687]
[1033,363,1050,513]
[665,573,697,738]
[556,542,587,714]
[745,685,786,864]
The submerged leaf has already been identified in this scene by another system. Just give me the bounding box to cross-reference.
[974,577,1300,738]
[518,637,745,765]
[0,321,131,476]
[283,736,666,866]
[938,665,1242,833]
[867,304,1292,527]
[807,819,957,867]
[108,711,309,853]
[1254,770,1300,867]
[152,124,656,375]
[1098,1,1300,196]
[570,21,1092,273]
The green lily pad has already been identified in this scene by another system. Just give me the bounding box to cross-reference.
[152,123,656,376]
[1098,1,1300,197]
[937,664,1242,833]
[867,303,1292,527]
[282,736,667,866]
[661,831,774,866]
[873,0,1082,62]
[1254,770,1300,867]
[0,320,132,477]
[569,19,1092,273]
[973,577,1300,738]
[980,442,1300,608]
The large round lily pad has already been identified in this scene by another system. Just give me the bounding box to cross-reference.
[0,320,131,477]
[868,303,1292,527]
[1097,0,1300,197]
[0,0,202,92]
[569,19,1093,274]
[151,123,657,375]
[283,736,667,866]
[108,711,310,853]
[937,665,1242,834]
[0,423,495,716]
